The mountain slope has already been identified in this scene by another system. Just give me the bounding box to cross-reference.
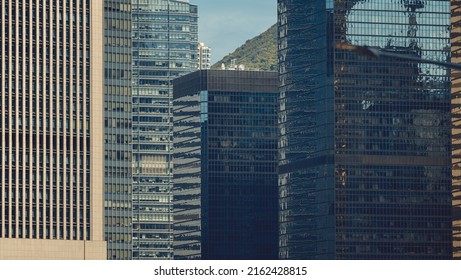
[212,24,277,71]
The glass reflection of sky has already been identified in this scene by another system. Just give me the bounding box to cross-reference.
[346,0,451,83]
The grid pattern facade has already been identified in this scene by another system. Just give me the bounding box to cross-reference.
[0,0,105,258]
[452,0,461,259]
[132,0,198,259]
[279,0,453,259]
[104,0,133,260]
[173,70,279,260]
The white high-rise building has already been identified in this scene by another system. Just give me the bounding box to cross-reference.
[198,43,212,70]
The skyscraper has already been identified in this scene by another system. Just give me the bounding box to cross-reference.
[132,0,198,259]
[279,0,452,259]
[452,0,461,259]
[0,1,106,259]
[173,70,279,260]
[104,0,133,260]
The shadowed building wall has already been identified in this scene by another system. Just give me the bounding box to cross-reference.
[104,0,133,260]
[173,70,279,260]
[279,0,452,259]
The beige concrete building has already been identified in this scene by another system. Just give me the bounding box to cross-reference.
[452,0,461,260]
[0,1,106,259]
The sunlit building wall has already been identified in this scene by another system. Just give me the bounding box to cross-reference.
[451,0,461,260]
[198,43,211,70]
[0,0,106,259]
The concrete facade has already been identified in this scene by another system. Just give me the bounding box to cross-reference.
[0,0,106,259]
[452,0,461,259]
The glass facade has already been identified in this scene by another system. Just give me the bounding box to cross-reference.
[104,0,133,260]
[279,0,452,259]
[173,70,279,260]
[132,0,198,259]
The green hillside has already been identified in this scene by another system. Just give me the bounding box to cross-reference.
[212,24,277,71]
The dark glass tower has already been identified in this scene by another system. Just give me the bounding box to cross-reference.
[104,0,133,260]
[173,70,279,260]
[132,0,198,259]
[279,0,452,259]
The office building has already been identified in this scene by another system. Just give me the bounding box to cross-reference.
[279,0,452,259]
[132,0,198,259]
[198,43,211,70]
[0,1,106,259]
[452,0,461,259]
[104,1,133,260]
[173,70,279,260]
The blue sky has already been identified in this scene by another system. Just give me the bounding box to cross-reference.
[191,0,277,64]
